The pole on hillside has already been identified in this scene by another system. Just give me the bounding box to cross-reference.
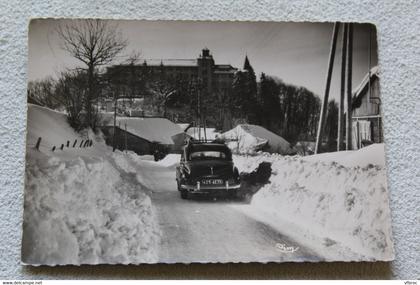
[315,22,340,154]
[35,137,41,150]
[113,91,117,152]
[203,105,207,142]
[124,123,128,154]
[337,24,348,151]
[197,87,201,141]
[346,23,354,150]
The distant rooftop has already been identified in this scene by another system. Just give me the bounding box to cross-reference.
[142,59,198,67]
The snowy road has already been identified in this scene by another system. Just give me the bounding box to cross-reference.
[136,160,321,263]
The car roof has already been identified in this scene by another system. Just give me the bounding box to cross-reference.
[184,141,231,154]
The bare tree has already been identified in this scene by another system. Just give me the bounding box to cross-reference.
[27,77,61,108]
[148,79,177,117]
[55,70,88,131]
[57,19,127,129]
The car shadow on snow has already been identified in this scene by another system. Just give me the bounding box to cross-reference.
[187,162,272,204]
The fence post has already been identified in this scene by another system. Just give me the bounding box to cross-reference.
[60,144,64,150]
[52,146,56,152]
[73,139,78,148]
[35,137,41,150]
[79,140,84,147]
[66,140,70,147]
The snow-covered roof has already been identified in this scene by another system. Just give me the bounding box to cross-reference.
[221,124,292,154]
[177,123,191,132]
[213,70,236,74]
[143,59,198,67]
[103,116,184,144]
[352,66,379,99]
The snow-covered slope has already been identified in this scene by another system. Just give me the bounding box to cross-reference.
[221,124,293,155]
[22,104,160,265]
[232,144,393,261]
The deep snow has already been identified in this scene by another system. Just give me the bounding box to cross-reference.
[22,104,161,265]
[232,144,394,261]
[23,104,393,264]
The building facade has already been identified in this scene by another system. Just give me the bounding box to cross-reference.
[106,48,238,99]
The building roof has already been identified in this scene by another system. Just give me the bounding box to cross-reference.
[177,123,192,131]
[143,59,198,67]
[103,116,184,144]
[221,124,292,154]
[215,64,236,69]
[352,66,380,109]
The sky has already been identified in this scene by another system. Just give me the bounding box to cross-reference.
[28,19,377,100]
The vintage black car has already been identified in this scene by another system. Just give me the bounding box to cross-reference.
[176,140,241,199]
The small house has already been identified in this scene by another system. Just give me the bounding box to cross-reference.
[351,66,382,149]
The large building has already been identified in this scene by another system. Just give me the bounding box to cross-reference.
[106,48,238,98]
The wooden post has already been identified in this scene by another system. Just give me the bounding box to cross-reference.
[315,22,340,154]
[52,146,56,152]
[60,144,64,150]
[73,139,78,148]
[337,24,348,151]
[35,137,41,150]
[79,140,84,147]
[113,90,117,152]
[124,123,128,153]
[197,87,201,141]
[203,109,207,142]
[66,140,70,147]
[346,23,354,150]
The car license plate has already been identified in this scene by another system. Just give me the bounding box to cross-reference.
[201,179,223,185]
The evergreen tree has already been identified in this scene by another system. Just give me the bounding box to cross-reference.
[232,55,259,123]
[259,73,281,129]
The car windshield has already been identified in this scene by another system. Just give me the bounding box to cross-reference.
[189,151,227,160]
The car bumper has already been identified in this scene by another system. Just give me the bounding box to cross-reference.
[180,182,241,193]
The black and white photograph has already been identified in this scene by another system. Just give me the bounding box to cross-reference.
[22,19,394,265]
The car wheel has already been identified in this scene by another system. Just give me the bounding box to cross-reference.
[180,190,188,199]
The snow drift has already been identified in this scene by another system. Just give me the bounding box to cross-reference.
[233,144,394,261]
[22,104,160,265]
[221,124,293,155]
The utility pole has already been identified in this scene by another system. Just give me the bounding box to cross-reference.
[197,87,201,141]
[113,90,117,152]
[346,23,354,150]
[315,22,340,154]
[337,24,348,151]
[124,123,128,154]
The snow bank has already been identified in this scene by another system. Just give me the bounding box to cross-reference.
[302,144,386,168]
[22,104,160,265]
[156,154,181,168]
[233,145,393,261]
[221,124,293,155]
